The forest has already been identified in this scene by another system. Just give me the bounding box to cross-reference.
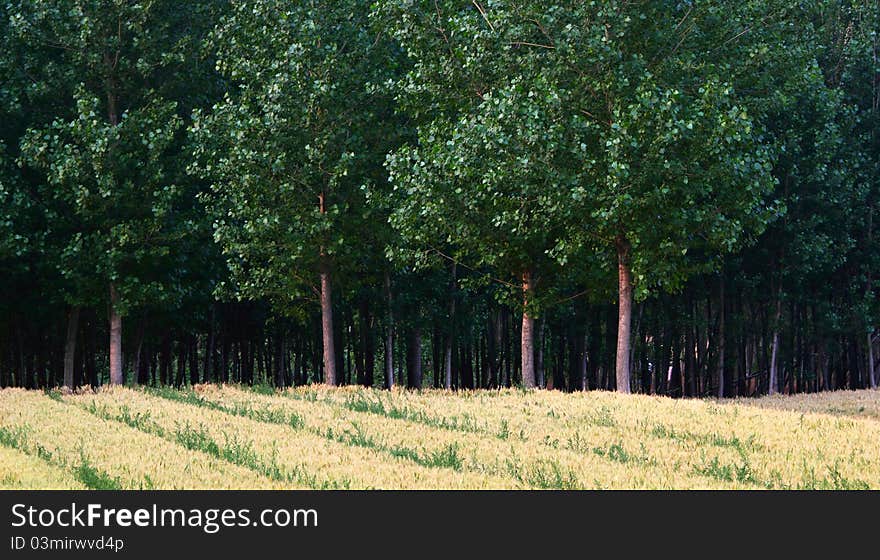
[0,0,878,398]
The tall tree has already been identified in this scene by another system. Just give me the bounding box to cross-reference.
[191,0,399,386]
[378,1,590,389]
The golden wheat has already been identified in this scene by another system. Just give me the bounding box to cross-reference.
[196,385,738,489]
[0,445,85,490]
[286,385,880,489]
[1,386,877,489]
[64,387,509,489]
[0,389,285,489]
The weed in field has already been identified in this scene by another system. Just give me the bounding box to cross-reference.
[174,423,220,456]
[340,392,490,437]
[153,387,305,431]
[505,457,580,490]
[798,463,870,490]
[497,419,512,440]
[0,425,29,449]
[428,443,464,471]
[587,406,617,428]
[650,423,763,453]
[74,454,122,490]
[693,454,762,487]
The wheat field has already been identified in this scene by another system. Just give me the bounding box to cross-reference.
[0,385,878,490]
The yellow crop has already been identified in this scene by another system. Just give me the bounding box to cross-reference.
[64,387,507,489]
[286,386,880,489]
[0,445,85,490]
[1,386,877,489]
[0,389,285,489]
[197,384,737,489]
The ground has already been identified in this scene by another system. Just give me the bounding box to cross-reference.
[0,385,878,489]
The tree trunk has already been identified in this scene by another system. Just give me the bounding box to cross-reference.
[84,312,97,387]
[442,332,453,390]
[536,317,546,388]
[866,205,876,389]
[487,309,499,388]
[221,334,230,383]
[501,308,511,387]
[406,326,422,389]
[63,306,80,389]
[685,303,696,397]
[205,304,216,383]
[384,270,394,390]
[274,325,285,388]
[132,315,146,386]
[320,259,337,386]
[160,334,171,386]
[189,335,199,386]
[318,187,337,386]
[769,289,782,395]
[615,236,633,394]
[361,299,375,387]
[521,270,536,389]
[176,339,187,387]
[109,284,124,385]
[717,276,726,398]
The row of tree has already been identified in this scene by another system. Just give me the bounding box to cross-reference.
[1,1,878,396]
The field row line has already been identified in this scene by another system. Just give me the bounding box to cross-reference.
[189,385,738,489]
[0,390,284,489]
[264,386,877,489]
[66,388,511,489]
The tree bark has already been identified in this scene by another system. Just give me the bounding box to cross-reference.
[615,236,633,394]
[501,308,511,387]
[319,259,337,385]
[132,316,146,386]
[685,303,696,397]
[444,263,457,389]
[176,339,187,387]
[406,326,422,389]
[160,333,171,386]
[536,317,546,388]
[360,299,375,387]
[521,270,536,389]
[487,309,499,388]
[189,335,199,386]
[717,276,726,398]
[63,306,80,389]
[384,270,394,390]
[867,205,876,389]
[318,188,337,386]
[109,284,124,385]
[206,304,216,382]
[768,289,782,395]
[274,325,285,388]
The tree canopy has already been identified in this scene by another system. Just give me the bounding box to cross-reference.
[0,0,877,397]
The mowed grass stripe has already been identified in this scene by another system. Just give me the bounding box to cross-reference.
[196,385,737,489]
[301,386,880,489]
[0,389,283,489]
[67,387,509,489]
[0,443,85,490]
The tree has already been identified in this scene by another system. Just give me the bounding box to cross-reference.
[379,1,776,392]
[12,0,217,385]
[191,0,399,385]
[378,1,590,389]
